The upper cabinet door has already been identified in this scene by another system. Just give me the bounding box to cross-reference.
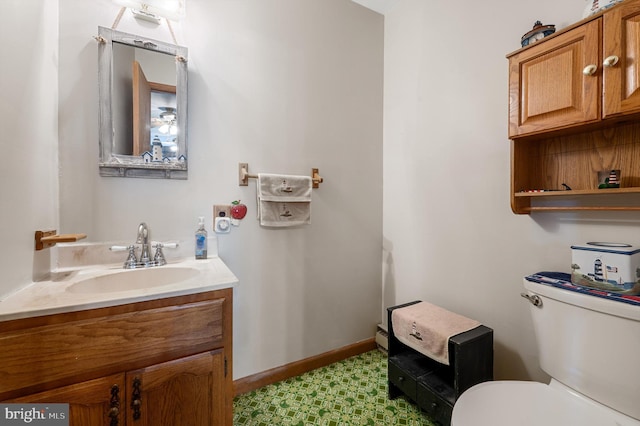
[603,2,640,117]
[508,20,601,138]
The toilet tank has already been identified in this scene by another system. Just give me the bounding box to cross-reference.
[523,279,640,421]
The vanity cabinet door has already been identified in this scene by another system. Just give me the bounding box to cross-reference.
[126,350,225,426]
[508,19,601,137]
[7,374,125,426]
[603,1,640,117]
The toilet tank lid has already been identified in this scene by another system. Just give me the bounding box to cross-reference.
[523,278,640,322]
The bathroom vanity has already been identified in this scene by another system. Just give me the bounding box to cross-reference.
[0,245,237,426]
[0,287,233,426]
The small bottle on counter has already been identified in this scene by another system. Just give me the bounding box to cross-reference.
[195,216,208,259]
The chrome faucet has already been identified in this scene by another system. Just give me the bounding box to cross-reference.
[136,222,151,266]
[110,223,177,269]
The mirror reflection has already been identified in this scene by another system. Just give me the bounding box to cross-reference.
[98,26,188,179]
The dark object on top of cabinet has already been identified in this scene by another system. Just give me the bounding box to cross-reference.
[387,301,493,426]
[521,21,556,47]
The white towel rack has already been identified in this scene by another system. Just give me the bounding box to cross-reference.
[238,163,324,188]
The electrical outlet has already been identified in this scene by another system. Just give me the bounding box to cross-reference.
[213,204,231,219]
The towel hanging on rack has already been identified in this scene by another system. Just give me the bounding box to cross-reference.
[257,173,312,227]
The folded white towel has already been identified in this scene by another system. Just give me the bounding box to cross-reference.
[391,301,481,365]
[257,173,312,227]
[258,173,312,201]
[257,201,311,227]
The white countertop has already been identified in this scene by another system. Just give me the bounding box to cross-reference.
[0,256,238,322]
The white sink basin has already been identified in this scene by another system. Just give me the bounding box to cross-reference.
[66,267,200,294]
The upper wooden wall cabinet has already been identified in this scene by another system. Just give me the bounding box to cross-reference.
[507,0,640,213]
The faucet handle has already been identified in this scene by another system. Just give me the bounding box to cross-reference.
[151,242,178,267]
[124,245,138,269]
[153,244,167,266]
[152,241,178,249]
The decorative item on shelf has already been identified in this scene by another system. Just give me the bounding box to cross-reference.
[519,183,572,193]
[583,0,625,18]
[521,21,556,47]
[598,169,621,189]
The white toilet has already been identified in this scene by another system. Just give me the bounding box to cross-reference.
[451,278,640,426]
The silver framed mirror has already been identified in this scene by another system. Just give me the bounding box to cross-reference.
[98,26,188,179]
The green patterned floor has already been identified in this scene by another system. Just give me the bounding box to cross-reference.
[233,350,436,425]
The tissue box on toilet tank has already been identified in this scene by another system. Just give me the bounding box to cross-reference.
[571,242,640,292]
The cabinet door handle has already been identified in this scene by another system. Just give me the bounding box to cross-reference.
[603,55,619,67]
[109,385,120,426]
[582,64,597,76]
[131,377,142,421]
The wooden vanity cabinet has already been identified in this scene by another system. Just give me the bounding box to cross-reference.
[507,0,640,213]
[0,288,233,426]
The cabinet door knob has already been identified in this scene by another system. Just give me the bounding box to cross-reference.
[603,55,619,67]
[582,64,598,76]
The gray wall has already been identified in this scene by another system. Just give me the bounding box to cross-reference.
[56,0,384,380]
[383,0,640,382]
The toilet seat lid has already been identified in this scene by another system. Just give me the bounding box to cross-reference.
[451,381,639,426]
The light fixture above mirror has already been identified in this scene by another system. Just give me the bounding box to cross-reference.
[112,0,186,23]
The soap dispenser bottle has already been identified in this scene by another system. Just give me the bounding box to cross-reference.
[195,217,208,259]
